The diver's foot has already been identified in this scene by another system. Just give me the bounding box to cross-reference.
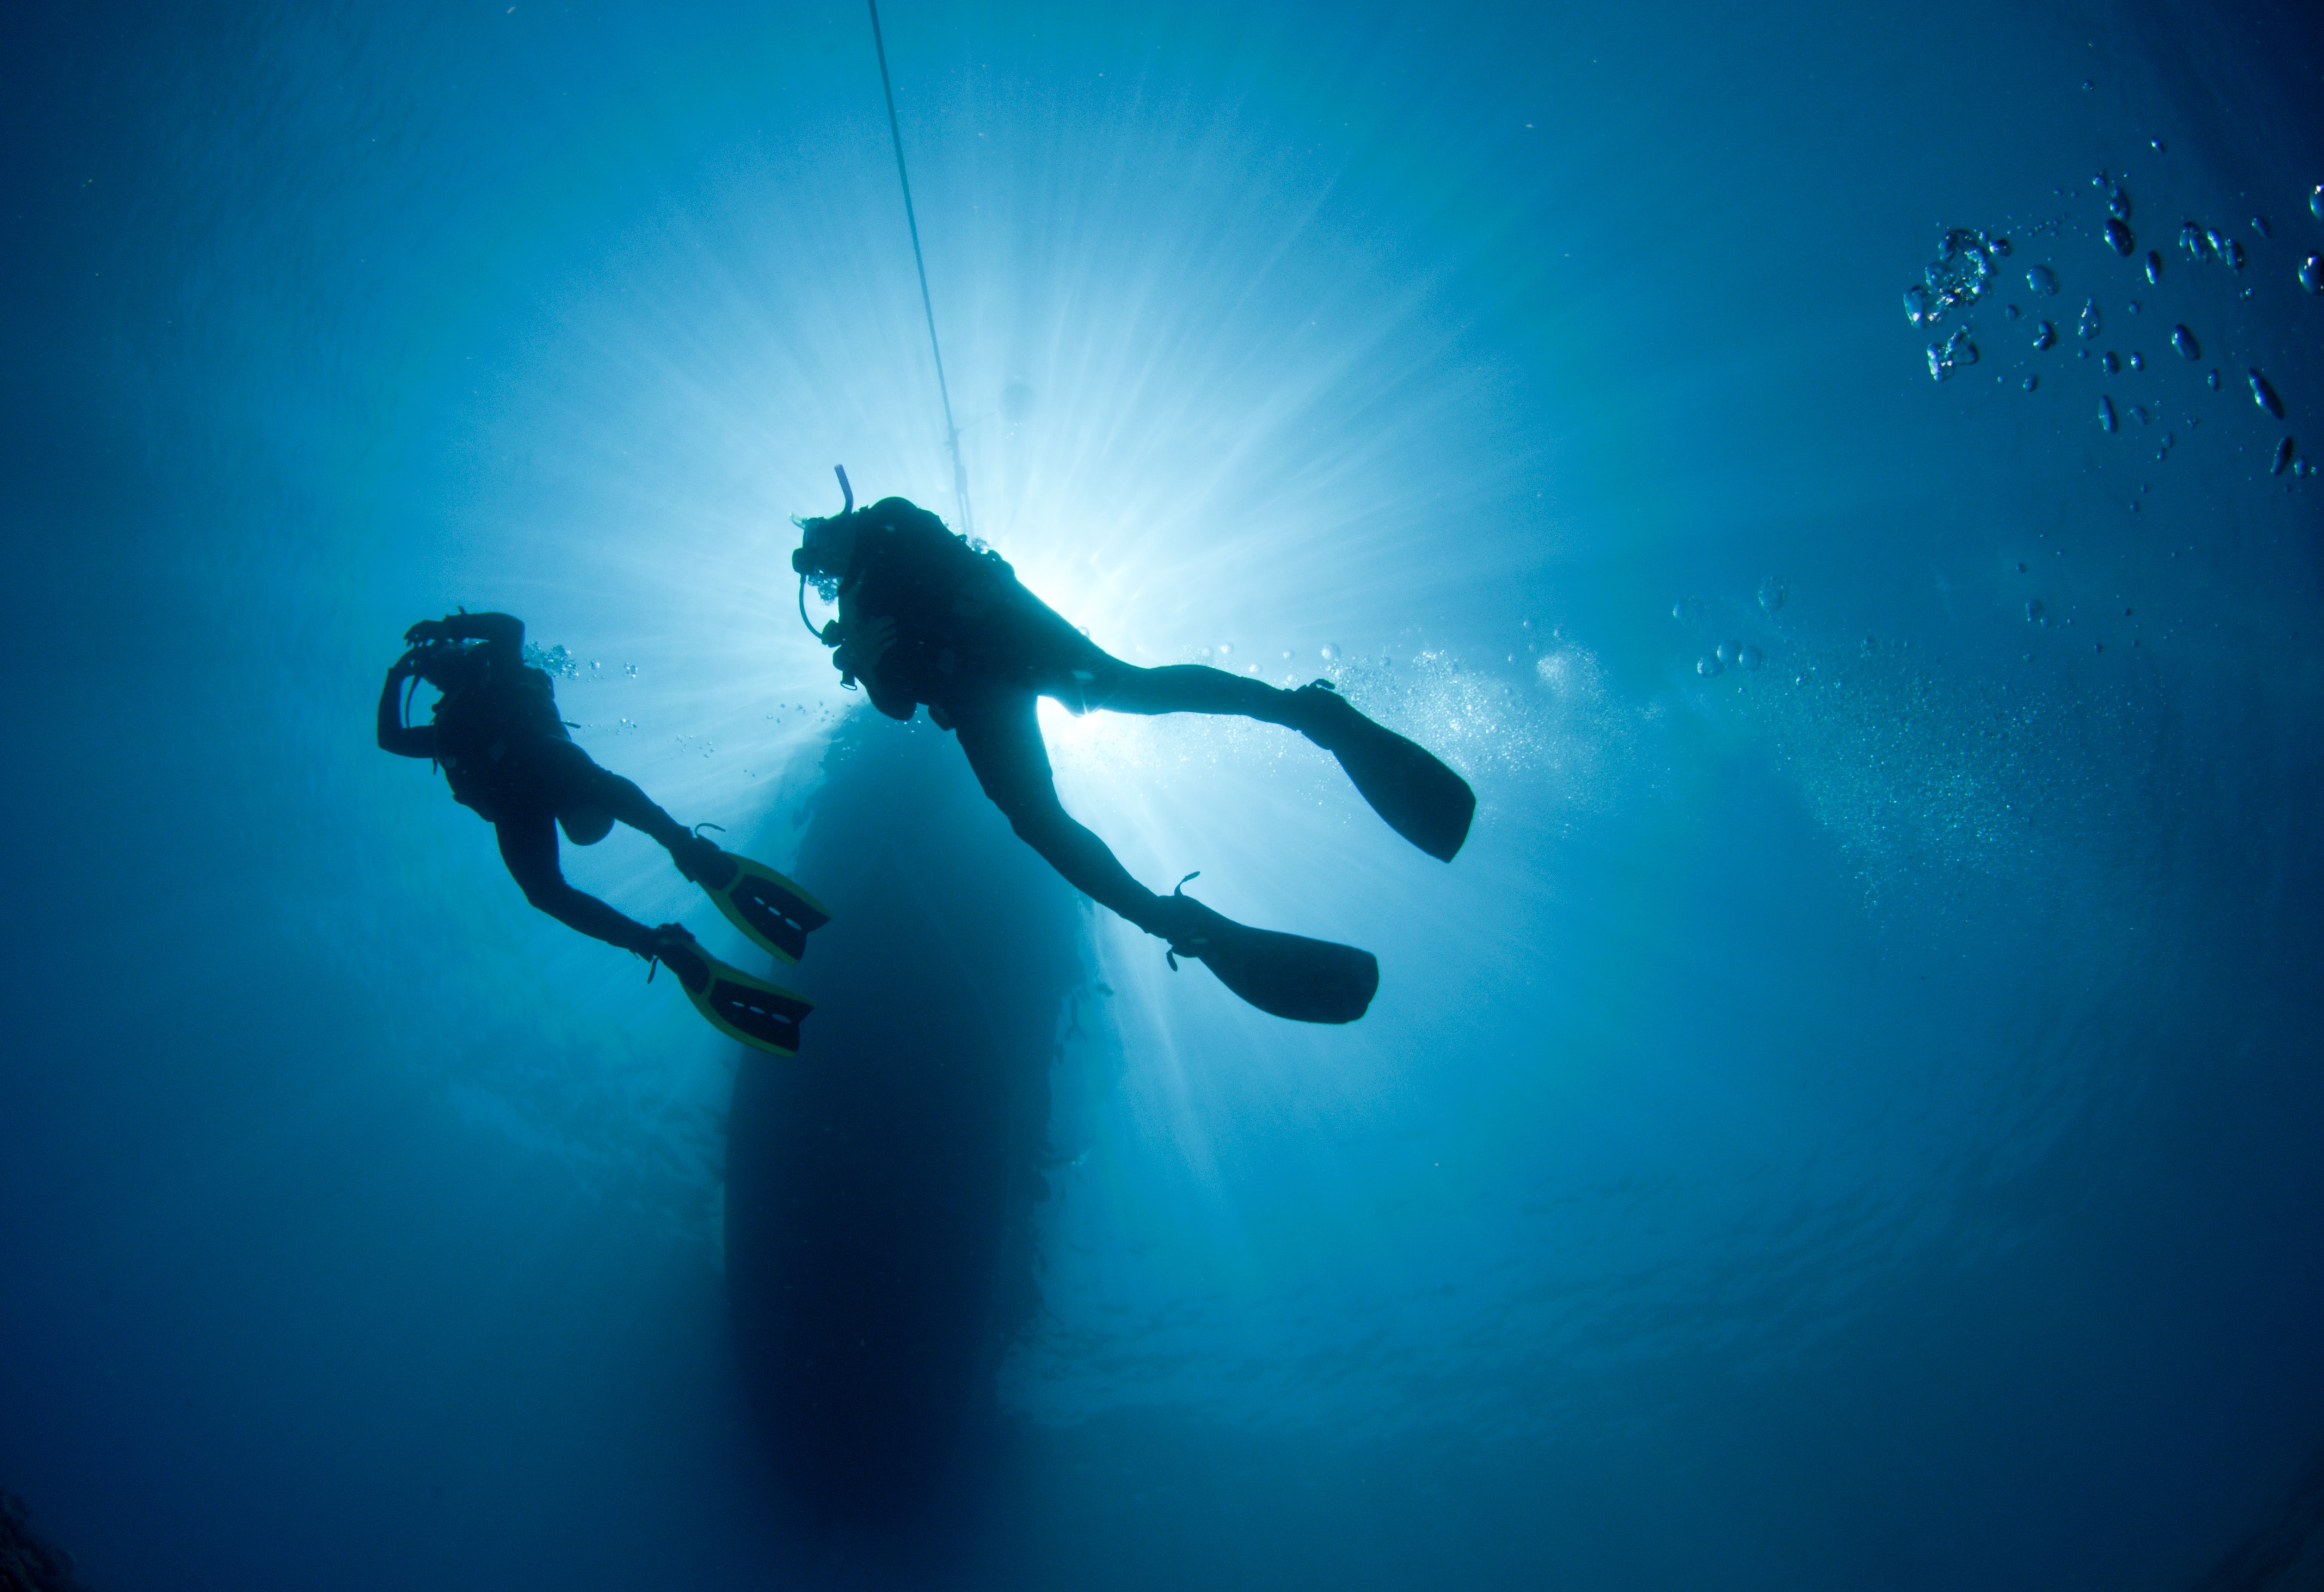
[1138,880,1377,1024]
[1287,678,1365,751]
[1141,889,1215,958]
[671,833,737,892]
[642,922,711,995]
[1286,677,1474,861]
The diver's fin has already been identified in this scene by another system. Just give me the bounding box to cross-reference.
[1292,682,1475,862]
[650,926,814,1056]
[1155,887,1378,1025]
[696,849,832,965]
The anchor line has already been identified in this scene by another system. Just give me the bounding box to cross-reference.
[866,0,972,538]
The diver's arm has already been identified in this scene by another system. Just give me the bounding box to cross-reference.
[844,619,915,721]
[834,586,914,721]
[376,655,435,757]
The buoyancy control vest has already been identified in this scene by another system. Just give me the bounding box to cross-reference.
[846,497,1082,704]
[428,646,570,819]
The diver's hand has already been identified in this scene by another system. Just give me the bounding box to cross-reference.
[387,648,423,679]
[403,617,448,646]
[834,614,896,678]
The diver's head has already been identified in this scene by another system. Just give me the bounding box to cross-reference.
[791,463,858,600]
[789,513,857,598]
[411,639,484,692]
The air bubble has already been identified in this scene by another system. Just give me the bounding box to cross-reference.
[2099,396,2119,432]
[2129,351,2144,371]
[2026,598,2046,623]
[1910,229,2003,326]
[2104,217,2135,256]
[2027,264,2059,295]
[1696,656,1724,677]
[2033,320,2056,351]
[2208,370,2221,390]
[2101,351,2120,374]
[1738,644,1764,671]
[2250,370,2286,419]
[2078,298,2103,339]
[1320,643,1341,662]
[1757,577,1788,612]
[2023,375,2040,392]
[2144,250,2163,285]
[1927,328,1979,381]
[2312,185,2324,222]
[2300,256,2322,294]
[1216,642,1232,656]
[1716,641,1739,666]
[2172,324,2201,360]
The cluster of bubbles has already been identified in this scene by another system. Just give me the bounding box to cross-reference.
[2177,218,2246,271]
[1902,168,2311,477]
[1907,229,2012,379]
[1672,582,1785,679]
[1904,228,2006,330]
[1927,328,1979,382]
[1695,641,1764,678]
[1662,573,2059,902]
[522,641,594,678]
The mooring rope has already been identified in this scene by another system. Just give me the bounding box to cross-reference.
[865,0,973,538]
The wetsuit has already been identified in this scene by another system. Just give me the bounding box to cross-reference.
[376,613,714,955]
[833,498,1309,932]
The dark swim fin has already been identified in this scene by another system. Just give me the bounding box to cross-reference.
[649,926,814,1056]
[1155,884,1378,1025]
[690,847,831,965]
[1293,681,1475,862]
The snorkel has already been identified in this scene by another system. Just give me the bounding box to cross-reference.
[792,465,853,644]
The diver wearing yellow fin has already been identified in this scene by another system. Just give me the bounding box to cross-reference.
[789,469,1474,1025]
[377,611,820,1055]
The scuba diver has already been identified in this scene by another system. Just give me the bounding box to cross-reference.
[377,611,830,1055]
[789,470,1474,1024]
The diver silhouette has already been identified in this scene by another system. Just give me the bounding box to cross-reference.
[790,474,1474,1024]
[377,611,828,1054]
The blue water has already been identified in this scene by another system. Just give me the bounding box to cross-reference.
[6,0,2323,1585]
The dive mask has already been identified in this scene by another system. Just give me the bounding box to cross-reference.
[794,466,854,636]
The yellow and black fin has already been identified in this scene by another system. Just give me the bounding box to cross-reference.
[652,928,814,1056]
[702,851,831,966]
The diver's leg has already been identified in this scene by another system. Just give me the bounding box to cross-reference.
[494,811,657,954]
[947,684,1167,931]
[1077,653,1302,725]
[1075,647,1474,860]
[540,740,732,884]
